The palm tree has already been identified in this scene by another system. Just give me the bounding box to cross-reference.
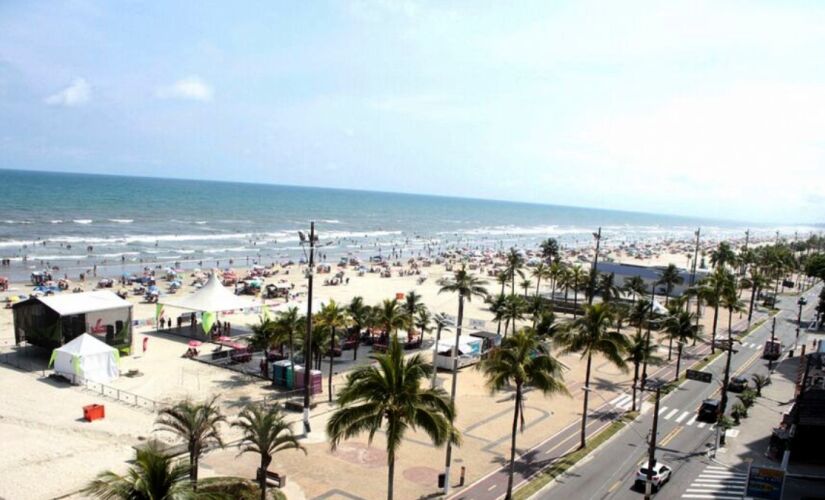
[663,310,701,381]
[316,300,349,402]
[625,329,661,412]
[540,237,560,263]
[376,298,408,339]
[568,265,587,318]
[549,261,565,300]
[710,241,737,270]
[699,268,732,354]
[83,444,197,499]
[740,269,769,324]
[487,293,507,335]
[496,271,509,297]
[721,281,746,340]
[431,313,452,389]
[327,336,460,500]
[155,397,226,487]
[275,306,303,369]
[250,316,282,358]
[403,291,424,338]
[532,262,551,297]
[623,275,647,303]
[501,294,528,337]
[527,294,546,328]
[415,308,432,343]
[658,264,684,305]
[559,303,628,448]
[348,296,370,361]
[437,265,488,491]
[233,403,306,500]
[477,329,569,499]
[520,279,532,298]
[595,272,622,303]
[505,248,525,296]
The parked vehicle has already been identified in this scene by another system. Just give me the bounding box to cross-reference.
[634,463,672,492]
[727,376,748,393]
[697,399,721,423]
[762,340,781,361]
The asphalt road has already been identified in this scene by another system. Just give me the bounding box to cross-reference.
[533,286,821,500]
[451,296,778,500]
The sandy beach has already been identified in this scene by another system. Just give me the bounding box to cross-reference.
[0,239,769,500]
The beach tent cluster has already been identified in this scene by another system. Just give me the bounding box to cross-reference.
[158,273,259,334]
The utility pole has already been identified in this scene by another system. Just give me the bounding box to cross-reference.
[588,227,602,305]
[769,317,776,370]
[690,228,701,286]
[640,278,659,389]
[443,287,465,494]
[796,298,804,350]
[644,385,662,500]
[716,328,735,451]
[302,222,315,434]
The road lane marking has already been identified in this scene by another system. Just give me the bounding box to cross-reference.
[664,408,679,420]
[675,411,689,423]
[609,394,626,405]
[607,480,622,493]
[686,415,697,426]
[658,405,668,415]
[659,426,683,446]
[487,485,496,491]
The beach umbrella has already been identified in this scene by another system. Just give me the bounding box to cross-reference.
[188,340,202,347]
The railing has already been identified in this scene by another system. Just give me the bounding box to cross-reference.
[74,376,159,412]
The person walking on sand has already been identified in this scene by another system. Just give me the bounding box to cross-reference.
[142,336,148,353]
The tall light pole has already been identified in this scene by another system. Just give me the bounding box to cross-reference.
[443,290,464,495]
[302,222,316,434]
[644,384,662,500]
[588,227,602,305]
[690,228,701,286]
[640,280,660,390]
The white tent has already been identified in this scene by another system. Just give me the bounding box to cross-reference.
[433,335,483,371]
[49,333,120,384]
[161,274,259,312]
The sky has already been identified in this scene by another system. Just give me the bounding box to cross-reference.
[1,0,824,224]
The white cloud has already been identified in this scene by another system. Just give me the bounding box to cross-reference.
[44,78,90,106]
[156,76,213,101]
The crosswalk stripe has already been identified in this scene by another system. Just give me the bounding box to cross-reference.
[658,405,669,416]
[664,409,679,420]
[705,466,732,471]
[697,421,706,428]
[682,494,744,499]
[675,411,690,423]
[686,415,697,426]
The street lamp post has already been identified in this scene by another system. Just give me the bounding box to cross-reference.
[302,222,316,434]
[644,384,662,500]
[796,297,805,350]
[640,282,661,391]
[769,317,777,370]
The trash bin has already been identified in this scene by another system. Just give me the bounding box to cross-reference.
[438,473,446,488]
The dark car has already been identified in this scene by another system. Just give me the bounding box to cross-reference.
[698,399,721,423]
[728,376,748,393]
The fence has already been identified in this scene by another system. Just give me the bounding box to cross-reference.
[71,375,160,412]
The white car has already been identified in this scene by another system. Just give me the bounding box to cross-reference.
[635,463,672,492]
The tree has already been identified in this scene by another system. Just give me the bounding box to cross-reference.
[437,265,488,490]
[316,300,349,402]
[625,329,661,412]
[155,397,226,487]
[83,443,198,499]
[233,403,305,500]
[430,313,452,389]
[740,269,769,324]
[477,329,569,499]
[540,238,560,263]
[658,264,684,305]
[376,298,408,339]
[403,291,424,338]
[549,261,565,300]
[487,293,507,335]
[520,279,533,298]
[663,310,701,381]
[710,242,737,270]
[595,272,622,303]
[505,248,525,296]
[623,276,647,304]
[532,262,551,297]
[249,316,282,358]
[327,336,460,500]
[348,296,370,361]
[751,373,771,396]
[559,303,628,448]
[804,253,825,281]
[568,265,587,318]
[275,306,303,369]
[501,294,528,337]
[699,268,733,354]
[415,307,432,341]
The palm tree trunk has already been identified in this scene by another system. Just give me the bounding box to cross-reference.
[353,326,360,361]
[747,284,757,324]
[711,303,720,354]
[580,353,592,449]
[191,444,199,488]
[573,292,579,319]
[260,455,269,500]
[667,336,673,361]
[632,361,639,412]
[675,343,682,381]
[432,325,443,389]
[387,455,395,500]
[328,327,335,403]
[506,383,522,499]
[443,295,465,493]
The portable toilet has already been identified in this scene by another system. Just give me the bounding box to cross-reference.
[271,360,294,388]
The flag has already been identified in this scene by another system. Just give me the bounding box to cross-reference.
[262,303,271,321]
[202,311,216,335]
[155,303,165,321]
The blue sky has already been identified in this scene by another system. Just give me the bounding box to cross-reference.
[1,1,824,224]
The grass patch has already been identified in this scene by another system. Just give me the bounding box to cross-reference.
[512,413,637,500]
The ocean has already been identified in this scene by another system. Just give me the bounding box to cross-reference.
[0,169,810,281]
